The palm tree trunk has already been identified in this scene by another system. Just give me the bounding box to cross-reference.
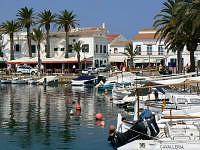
[187,42,198,72]
[10,33,14,60]
[46,29,50,58]
[77,53,81,70]
[27,27,32,58]
[65,31,69,58]
[37,43,41,77]
[177,50,182,73]
[190,50,195,72]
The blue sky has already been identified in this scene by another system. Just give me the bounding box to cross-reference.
[1,0,164,39]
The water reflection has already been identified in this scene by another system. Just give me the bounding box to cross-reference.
[0,84,121,150]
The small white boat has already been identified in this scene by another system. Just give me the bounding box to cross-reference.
[1,79,12,84]
[11,77,28,84]
[37,76,58,86]
[71,75,96,86]
[114,113,200,150]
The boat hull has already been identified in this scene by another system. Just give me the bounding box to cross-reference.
[118,140,200,150]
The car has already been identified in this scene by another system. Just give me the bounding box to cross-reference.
[16,65,38,75]
[82,67,98,74]
[97,65,107,72]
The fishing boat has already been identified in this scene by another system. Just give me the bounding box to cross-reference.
[0,79,12,84]
[111,112,200,150]
[71,75,97,86]
[108,110,160,149]
[11,77,28,84]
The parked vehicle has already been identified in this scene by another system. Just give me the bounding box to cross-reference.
[97,65,107,72]
[16,65,38,75]
[82,67,98,74]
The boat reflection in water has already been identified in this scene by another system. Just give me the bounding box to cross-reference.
[0,84,120,150]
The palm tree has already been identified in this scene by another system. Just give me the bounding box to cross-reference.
[124,42,137,69]
[153,0,185,73]
[73,41,82,70]
[178,0,200,72]
[37,9,56,58]
[56,10,78,58]
[17,7,35,58]
[32,28,44,77]
[1,20,20,60]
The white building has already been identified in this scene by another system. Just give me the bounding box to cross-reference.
[2,25,108,70]
[132,28,200,69]
[107,34,129,69]
[132,28,166,68]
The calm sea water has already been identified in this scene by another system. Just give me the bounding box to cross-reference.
[0,84,123,150]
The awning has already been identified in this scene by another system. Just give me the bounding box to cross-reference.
[7,56,93,64]
[109,55,128,63]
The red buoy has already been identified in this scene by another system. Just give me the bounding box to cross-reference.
[96,113,103,120]
[75,101,81,110]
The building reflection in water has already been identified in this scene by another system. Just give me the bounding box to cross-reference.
[0,84,119,149]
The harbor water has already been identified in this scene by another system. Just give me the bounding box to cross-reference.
[0,84,122,150]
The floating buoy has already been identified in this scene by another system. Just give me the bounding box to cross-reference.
[96,120,105,127]
[75,102,81,110]
[96,113,103,120]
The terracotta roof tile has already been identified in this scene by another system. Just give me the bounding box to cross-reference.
[106,34,120,42]
[110,40,131,47]
[132,28,161,40]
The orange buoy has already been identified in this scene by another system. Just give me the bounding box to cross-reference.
[96,113,103,120]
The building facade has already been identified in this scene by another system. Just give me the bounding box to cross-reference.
[1,25,109,69]
[132,28,166,68]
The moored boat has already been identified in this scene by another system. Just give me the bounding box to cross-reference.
[71,75,97,86]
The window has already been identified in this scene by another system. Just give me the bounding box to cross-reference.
[82,44,89,53]
[100,60,103,65]
[103,45,107,53]
[54,48,58,51]
[96,45,99,53]
[61,48,65,51]
[15,44,21,52]
[31,45,36,53]
[114,48,118,53]
[158,45,164,55]
[69,45,73,53]
[136,45,141,55]
[73,39,76,42]
[147,45,152,55]
[100,45,102,53]
[104,60,107,64]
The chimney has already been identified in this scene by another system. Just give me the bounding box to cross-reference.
[102,23,106,29]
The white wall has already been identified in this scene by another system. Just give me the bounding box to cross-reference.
[2,31,109,68]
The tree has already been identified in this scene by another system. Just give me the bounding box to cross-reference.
[37,9,56,58]
[56,10,78,58]
[178,0,200,72]
[124,42,137,69]
[32,28,44,77]
[1,20,20,60]
[17,6,35,58]
[73,41,82,70]
[153,0,185,73]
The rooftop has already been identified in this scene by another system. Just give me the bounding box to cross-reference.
[133,28,160,41]
[106,34,120,42]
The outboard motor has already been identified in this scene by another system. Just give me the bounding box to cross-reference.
[108,109,159,148]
